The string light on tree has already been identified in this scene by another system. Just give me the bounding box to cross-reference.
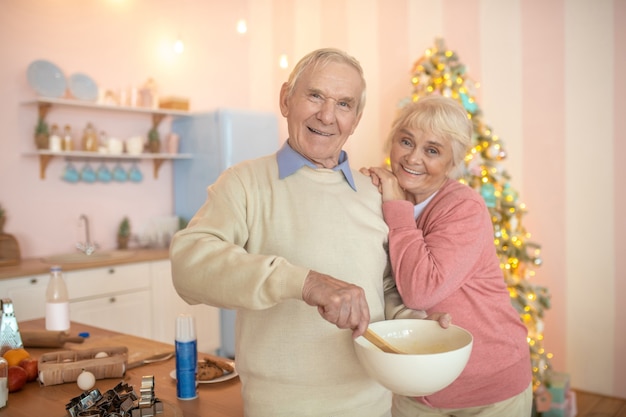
[402,38,552,391]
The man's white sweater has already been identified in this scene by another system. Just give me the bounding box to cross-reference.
[171,154,392,416]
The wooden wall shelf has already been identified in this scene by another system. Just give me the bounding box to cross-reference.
[25,97,191,121]
[22,97,193,180]
[23,151,192,179]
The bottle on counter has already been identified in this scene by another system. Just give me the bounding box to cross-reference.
[45,265,70,331]
[0,357,7,408]
[175,313,197,400]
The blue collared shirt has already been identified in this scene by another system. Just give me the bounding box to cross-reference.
[276,140,357,191]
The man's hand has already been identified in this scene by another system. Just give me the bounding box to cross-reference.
[302,270,370,338]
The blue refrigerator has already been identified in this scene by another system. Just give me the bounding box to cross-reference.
[172,108,280,358]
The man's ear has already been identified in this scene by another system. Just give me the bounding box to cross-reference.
[279,83,290,117]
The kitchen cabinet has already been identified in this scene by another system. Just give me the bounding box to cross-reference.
[0,265,153,338]
[70,290,152,339]
[149,259,220,354]
[64,262,150,300]
[22,97,192,179]
[0,257,221,349]
[0,273,48,321]
[64,263,152,338]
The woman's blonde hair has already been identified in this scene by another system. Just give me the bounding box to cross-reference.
[386,95,472,179]
[283,48,367,117]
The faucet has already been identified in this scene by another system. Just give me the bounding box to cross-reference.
[76,214,97,255]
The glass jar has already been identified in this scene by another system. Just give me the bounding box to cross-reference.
[62,124,74,151]
[0,356,7,408]
[81,123,99,152]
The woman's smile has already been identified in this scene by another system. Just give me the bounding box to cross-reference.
[400,164,423,176]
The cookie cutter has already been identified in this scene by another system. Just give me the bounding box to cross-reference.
[65,379,164,417]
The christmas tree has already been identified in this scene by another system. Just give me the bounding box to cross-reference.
[402,38,552,391]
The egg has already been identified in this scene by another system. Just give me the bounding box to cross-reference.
[94,352,109,359]
[77,369,96,391]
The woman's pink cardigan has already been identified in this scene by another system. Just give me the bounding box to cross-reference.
[382,178,532,408]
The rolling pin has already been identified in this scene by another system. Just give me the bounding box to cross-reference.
[21,330,85,348]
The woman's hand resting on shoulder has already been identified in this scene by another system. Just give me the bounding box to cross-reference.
[359,167,407,202]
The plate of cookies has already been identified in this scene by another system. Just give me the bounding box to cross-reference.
[170,356,237,384]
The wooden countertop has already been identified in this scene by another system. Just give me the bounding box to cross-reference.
[0,248,170,280]
[0,319,244,417]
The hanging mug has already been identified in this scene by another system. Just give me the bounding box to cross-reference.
[62,162,80,183]
[97,163,112,183]
[128,163,143,183]
[81,163,97,183]
[112,163,128,182]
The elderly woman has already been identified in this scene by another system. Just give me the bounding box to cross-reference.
[362,95,532,417]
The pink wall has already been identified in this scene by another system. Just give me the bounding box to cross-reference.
[613,0,626,395]
[0,0,623,398]
[1,0,256,257]
[520,0,567,378]
[443,0,482,104]
[377,0,409,141]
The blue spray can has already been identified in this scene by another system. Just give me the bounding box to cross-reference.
[175,314,197,400]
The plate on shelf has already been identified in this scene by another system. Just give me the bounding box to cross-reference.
[169,359,238,384]
[69,72,99,101]
[26,59,66,97]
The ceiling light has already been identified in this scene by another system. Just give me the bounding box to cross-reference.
[279,54,288,69]
[237,19,247,34]
[174,38,184,54]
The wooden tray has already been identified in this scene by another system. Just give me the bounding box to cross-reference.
[69,334,172,365]
[38,346,127,386]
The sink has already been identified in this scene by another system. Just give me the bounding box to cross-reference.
[41,250,136,265]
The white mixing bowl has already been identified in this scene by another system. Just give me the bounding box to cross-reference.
[354,319,473,396]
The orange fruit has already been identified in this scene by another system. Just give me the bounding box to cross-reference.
[2,348,30,367]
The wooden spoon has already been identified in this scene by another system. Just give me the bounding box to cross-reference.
[363,328,405,354]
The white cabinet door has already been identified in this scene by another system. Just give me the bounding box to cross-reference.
[0,274,48,321]
[65,263,151,300]
[65,263,152,338]
[70,290,152,339]
[150,260,220,354]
